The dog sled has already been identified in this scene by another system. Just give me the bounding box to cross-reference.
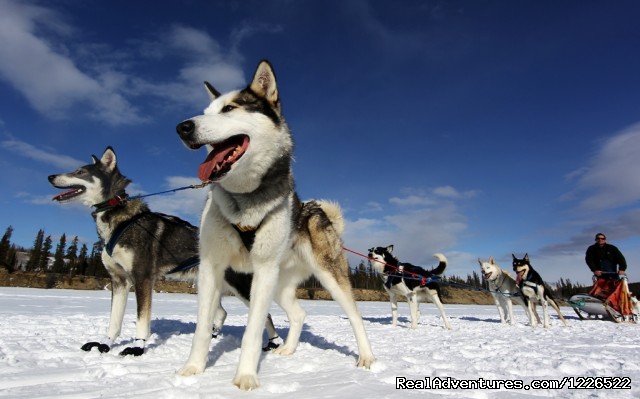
[568,273,639,323]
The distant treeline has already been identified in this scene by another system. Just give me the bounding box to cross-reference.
[0,225,599,298]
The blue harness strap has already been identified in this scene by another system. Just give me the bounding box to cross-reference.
[105,212,148,257]
[166,256,200,274]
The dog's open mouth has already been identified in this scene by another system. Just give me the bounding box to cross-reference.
[482,271,492,280]
[198,135,250,181]
[52,186,85,202]
[515,270,525,284]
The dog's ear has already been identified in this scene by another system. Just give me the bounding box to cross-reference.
[204,81,220,100]
[250,60,279,106]
[477,258,483,266]
[91,155,99,164]
[524,253,529,261]
[100,147,117,172]
[489,256,495,264]
[512,254,516,260]
[386,245,394,253]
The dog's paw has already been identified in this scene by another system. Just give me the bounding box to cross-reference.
[177,364,204,377]
[263,336,284,352]
[212,326,222,339]
[119,347,144,356]
[233,374,260,391]
[81,341,110,353]
[271,345,295,356]
[356,355,375,369]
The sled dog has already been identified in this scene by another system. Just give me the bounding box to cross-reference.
[49,147,279,356]
[478,257,540,326]
[174,60,375,390]
[512,254,568,328]
[368,245,452,330]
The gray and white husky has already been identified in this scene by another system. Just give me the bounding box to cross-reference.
[48,147,279,356]
[478,257,540,326]
[175,60,375,390]
[368,245,452,330]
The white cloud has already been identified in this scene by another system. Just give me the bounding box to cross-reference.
[145,176,209,224]
[0,2,253,125]
[343,201,468,269]
[568,122,640,210]
[1,139,82,170]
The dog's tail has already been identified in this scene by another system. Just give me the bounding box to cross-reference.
[431,253,448,275]
[318,200,344,235]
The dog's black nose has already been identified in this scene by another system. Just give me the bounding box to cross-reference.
[176,120,195,138]
[47,175,56,182]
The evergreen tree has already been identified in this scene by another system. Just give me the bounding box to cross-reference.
[77,243,89,275]
[53,234,67,273]
[66,236,79,275]
[0,225,13,266]
[26,229,45,272]
[38,235,53,271]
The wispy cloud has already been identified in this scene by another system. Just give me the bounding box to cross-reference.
[1,139,82,170]
[565,122,640,210]
[145,176,208,224]
[343,185,472,267]
[0,1,278,125]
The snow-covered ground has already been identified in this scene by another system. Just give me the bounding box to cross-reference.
[0,287,638,398]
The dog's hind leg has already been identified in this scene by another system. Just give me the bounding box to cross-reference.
[119,277,154,356]
[427,290,452,330]
[272,269,307,356]
[548,298,568,327]
[314,265,375,368]
[212,303,227,338]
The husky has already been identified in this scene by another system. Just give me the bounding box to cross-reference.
[174,60,375,390]
[478,257,540,326]
[512,254,568,328]
[368,245,452,330]
[48,147,280,356]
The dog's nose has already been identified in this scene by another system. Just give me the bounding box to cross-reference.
[47,175,56,182]
[176,120,195,138]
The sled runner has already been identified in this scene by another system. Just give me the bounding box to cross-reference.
[569,273,639,323]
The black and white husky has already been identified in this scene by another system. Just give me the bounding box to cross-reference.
[174,60,375,390]
[512,254,568,328]
[368,245,452,330]
[478,257,540,326]
[48,147,279,356]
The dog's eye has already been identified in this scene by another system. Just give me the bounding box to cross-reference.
[221,105,236,113]
[74,169,86,176]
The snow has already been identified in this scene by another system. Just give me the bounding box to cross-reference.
[0,287,638,398]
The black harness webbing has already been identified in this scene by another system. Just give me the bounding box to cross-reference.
[232,224,258,252]
[105,212,149,257]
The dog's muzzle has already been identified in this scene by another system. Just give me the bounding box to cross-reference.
[176,120,195,140]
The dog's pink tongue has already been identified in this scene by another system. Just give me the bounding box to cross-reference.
[516,271,524,284]
[198,150,224,181]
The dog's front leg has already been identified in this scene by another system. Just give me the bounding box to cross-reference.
[506,299,515,325]
[86,256,130,353]
[493,295,507,323]
[178,257,224,376]
[233,260,280,390]
[389,292,399,326]
[408,293,419,329]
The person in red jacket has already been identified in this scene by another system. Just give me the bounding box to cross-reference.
[585,233,627,278]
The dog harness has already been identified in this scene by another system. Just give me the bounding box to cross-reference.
[232,223,259,251]
[93,194,201,274]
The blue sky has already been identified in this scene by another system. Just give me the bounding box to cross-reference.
[1,0,640,285]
